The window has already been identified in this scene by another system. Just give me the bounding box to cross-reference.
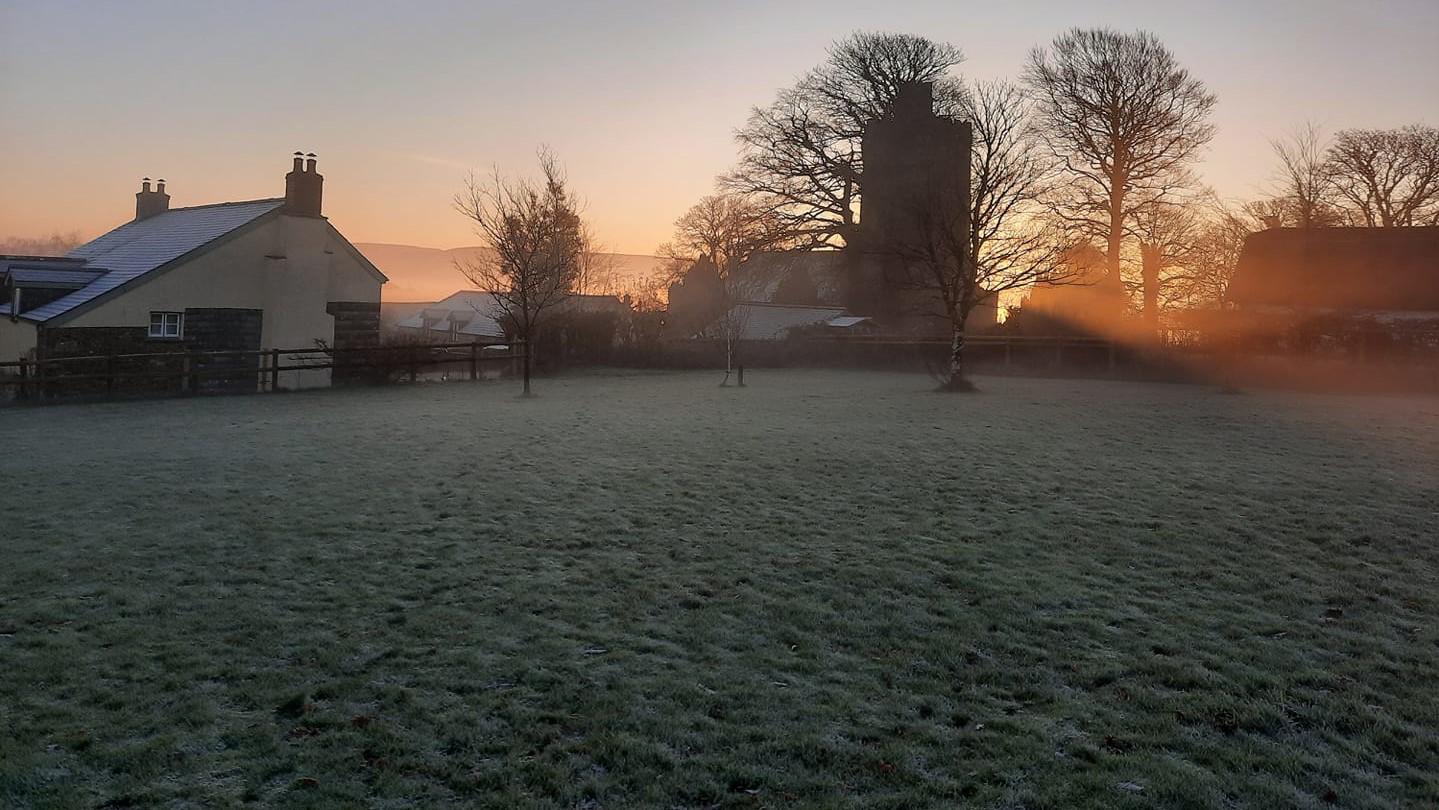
[148,311,183,339]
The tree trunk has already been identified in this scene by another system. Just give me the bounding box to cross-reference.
[941,323,976,392]
[950,328,965,384]
[721,333,734,386]
[519,331,532,396]
[1107,184,1125,286]
[521,345,531,396]
[1140,242,1162,339]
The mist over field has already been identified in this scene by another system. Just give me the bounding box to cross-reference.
[358,244,662,302]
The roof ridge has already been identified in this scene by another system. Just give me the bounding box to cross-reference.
[164,197,285,213]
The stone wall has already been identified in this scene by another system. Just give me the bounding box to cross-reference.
[36,326,186,398]
[34,309,263,397]
[184,308,262,393]
[327,301,381,383]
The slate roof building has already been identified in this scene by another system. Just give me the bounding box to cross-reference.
[0,154,386,387]
[394,290,630,343]
[1227,226,1439,317]
[716,303,850,341]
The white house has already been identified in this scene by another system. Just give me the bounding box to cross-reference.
[0,154,386,388]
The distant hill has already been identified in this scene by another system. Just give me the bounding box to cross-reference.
[355,243,665,303]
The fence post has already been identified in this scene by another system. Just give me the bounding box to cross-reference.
[269,348,281,392]
[469,341,478,381]
[18,357,28,402]
[106,354,117,398]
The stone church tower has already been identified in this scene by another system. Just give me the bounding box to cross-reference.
[850,81,973,329]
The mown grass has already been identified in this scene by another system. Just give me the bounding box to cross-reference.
[1,370,1437,808]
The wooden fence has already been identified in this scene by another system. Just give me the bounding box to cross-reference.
[0,342,524,405]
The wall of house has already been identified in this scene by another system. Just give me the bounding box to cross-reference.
[0,319,38,363]
[58,215,383,388]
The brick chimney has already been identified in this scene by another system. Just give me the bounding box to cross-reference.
[135,177,170,220]
[284,151,324,217]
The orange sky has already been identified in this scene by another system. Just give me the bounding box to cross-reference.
[2,1,1437,255]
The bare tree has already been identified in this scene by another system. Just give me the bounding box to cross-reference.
[453,149,586,396]
[666,193,797,270]
[885,83,1068,391]
[574,248,618,296]
[1166,198,1253,308]
[724,31,966,249]
[1024,28,1216,292]
[660,193,796,383]
[1128,198,1203,331]
[1267,122,1342,228]
[1327,125,1439,227]
[964,79,1063,292]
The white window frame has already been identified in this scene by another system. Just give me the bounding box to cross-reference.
[148,311,184,339]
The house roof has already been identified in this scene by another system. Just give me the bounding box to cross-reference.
[1228,227,1439,311]
[5,268,107,288]
[17,198,286,323]
[1,255,90,272]
[722,302,848,341]
[826,315,876,329]
[735,251,848,305]
[396,291,508,339]
[396,290,630,339]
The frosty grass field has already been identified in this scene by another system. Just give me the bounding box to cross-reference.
[2,369,1437,808]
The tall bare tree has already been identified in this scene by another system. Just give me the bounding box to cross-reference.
[724,31,966,248]
[1266,122,1342,228]
[1327,125,1439,227]
[1024,28,1216,291]
[453,149,586,396]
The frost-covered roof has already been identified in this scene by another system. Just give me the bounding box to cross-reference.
[826,315,875,329]
[735,251,848,306]
[723,302,847,341]
[5,268,107,287]
[397,291,508,339]
[396,290,629,340]
[19,198,284,323]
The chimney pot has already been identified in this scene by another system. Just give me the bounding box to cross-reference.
[284,152,324,217]
[135,175,170,221]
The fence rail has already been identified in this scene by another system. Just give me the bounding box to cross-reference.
[0,342,524,404]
